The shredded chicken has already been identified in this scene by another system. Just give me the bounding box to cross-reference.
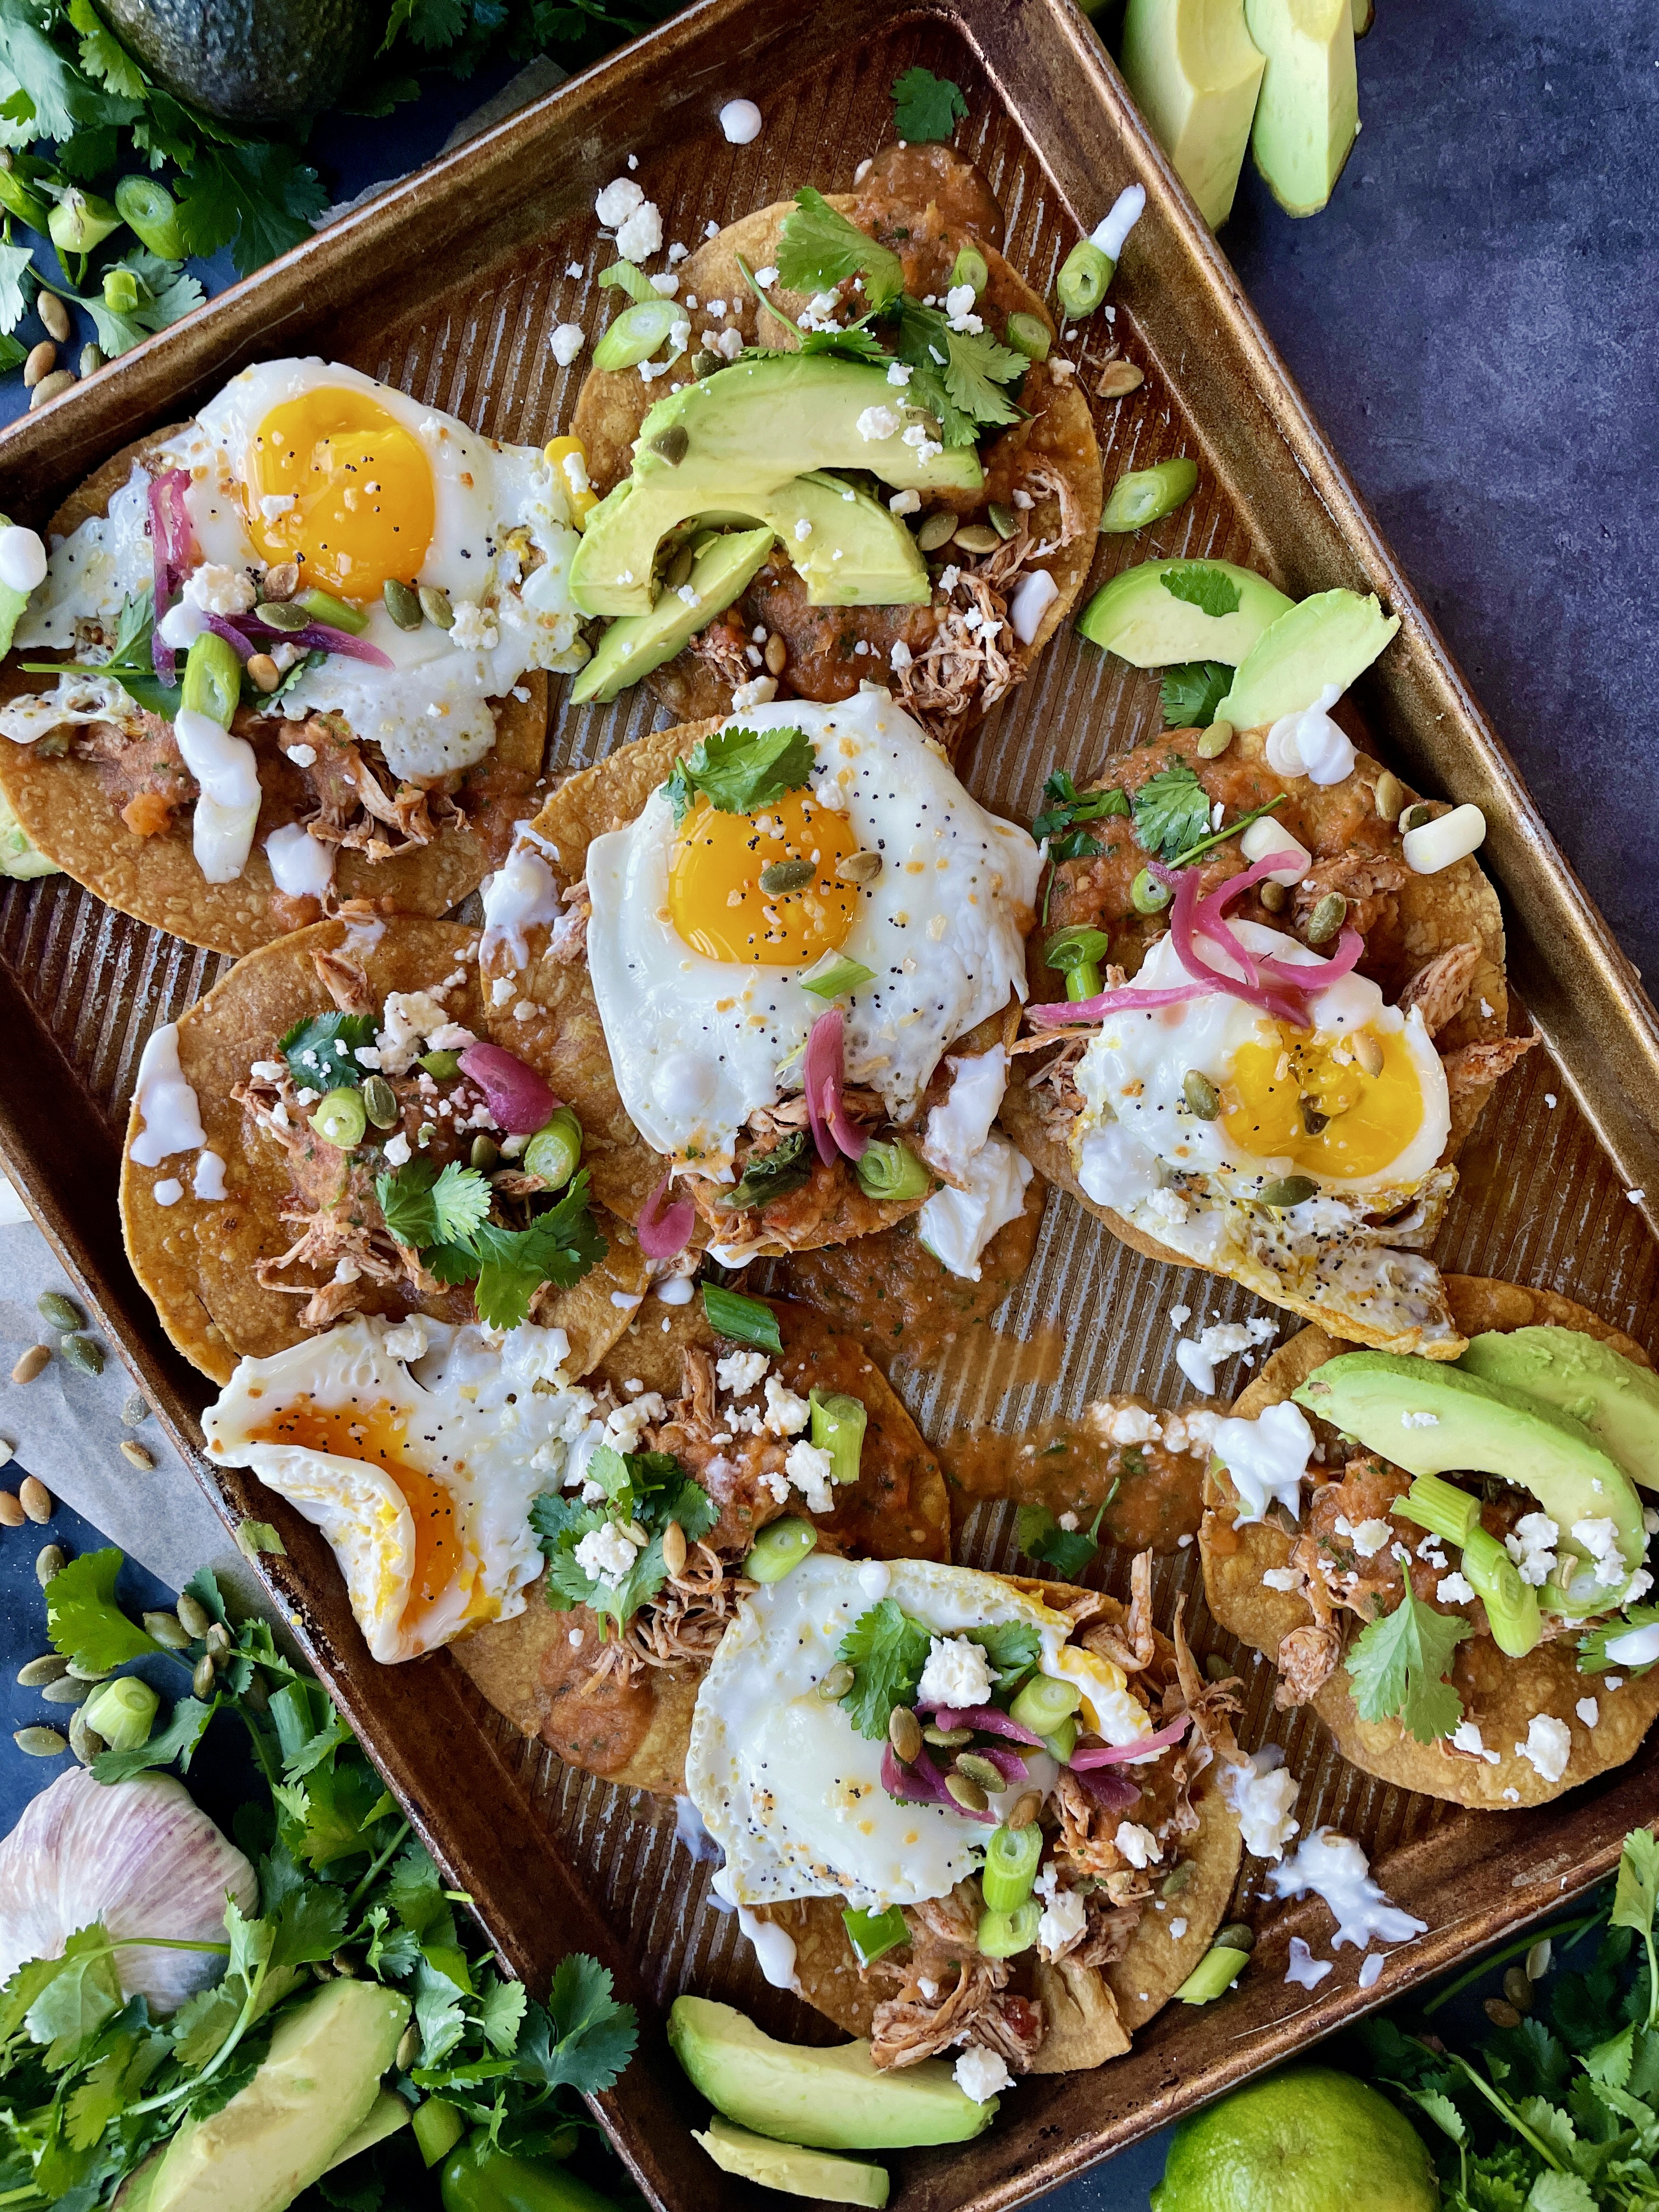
[1441,1034,1538,1098]
[871,1955,1044,2072]
[690,626,755,696]
[1291,850,1408,942]
[1400,940,1483,1040]
[312,947,375,1017]
[894,561,1019,746]
[1052,1769,1153,1903]
[1017,1035,1088,1137]
[1085,1550,1155,1674]
[583,1543,756,1684]
[1023,458,1087,546]
[1071,1889,1144,1972]
[1276,1622,1344,1707]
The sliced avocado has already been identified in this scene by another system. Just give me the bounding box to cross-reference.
[667,1996,994,2149]
[1076,556,1293,668]
[1120,0,1266,229]
[696,2116,890,2206]
[571,526,775,706]
[0,787,59,881]
[1216,587,1399,728]
[761,472,930,607]
[1458,1329,1659,1497]
[1294,1351,1649,1610]
[324,2090,411,2171]
[1243,0,1359,218]
[149,1979,410,2212]
[571,357,982,618]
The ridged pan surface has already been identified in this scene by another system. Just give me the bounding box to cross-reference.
[1,3,1656,2207]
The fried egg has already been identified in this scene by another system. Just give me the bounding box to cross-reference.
[13,359,586,783]
[686,1555,1149,1911]
[203,1313,600,1663]
[584,690,1041,1176]
[1071,920,1455,1339]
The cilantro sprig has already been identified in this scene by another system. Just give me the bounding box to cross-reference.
[1161,661,1233,729]
[662,723,816,824]
[891,67,968,143]
[1017,1498,1111,1582]
[12,1550,637,2207]
[279,1009,378,1093]
[533,1447,717,1634]
[836,1602,1041,1738]
[1034,768,1130,863]
[1159,562,1243,620]
[776,187,904,315]
[891,295,1025,447]
[1131,755,1214,862]
[20,591,179,718]
[1345,1582,1472,1743]
[375,1161,607,1330]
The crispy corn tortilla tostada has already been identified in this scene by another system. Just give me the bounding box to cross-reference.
[1201,1275,1659,1808]
[0,430,549,957]
[1001,726,1526,1357]
[120,915,646,1385]
[451,1294,953,1793]
[571,145,1102,751]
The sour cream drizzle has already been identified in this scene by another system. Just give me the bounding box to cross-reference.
[131,1024,206,1166]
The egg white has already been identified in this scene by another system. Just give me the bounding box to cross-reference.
[584,690,1042,1176]
[203,1314,601,1663]
[686,1554,1149,1912]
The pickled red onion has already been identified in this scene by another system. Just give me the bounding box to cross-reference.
[456,1041,560,1133]
[1070,1712,1190,1767]
[804,1008,867,1164]
[637,1169,696,1260]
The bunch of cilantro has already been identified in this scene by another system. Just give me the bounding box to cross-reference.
[5,1547,636,2209]
[1355,1827,1659,2211]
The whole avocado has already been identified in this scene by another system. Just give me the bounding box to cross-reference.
[96,0,375,123]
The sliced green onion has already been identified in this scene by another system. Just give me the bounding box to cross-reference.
[950,245,989,297]
[593,300,686,371]
[418,1048,462,1080]
[296,588,368,635]
[102,264,139,315]
[50,188,120,256]
[1395,1474,1541,1658]
[1131,866,1172,915]
[81,1676,157,1752]
[843,1904,909,1966]
[702,1283,783,1354]
[1005,311,1051,363]
[744,1515,817,1583]
[115,174,185,259]
[1175,1944,1250,2005]
[1046,924,1111,1003]
[180,631,241,729]
[1045,1713,1078,1764]
[855,1142,931,1203]
[311,1087,368,1149]
[1008,1674,1082,1737]
[1056,240,1113,319]
[413,2097,466,2168]
[524,1108,583,1189]
[1101,459,1200,534]
[599,259,657,303]
[981,1822,1043,1915]
[809,1391,867,1487]
[977,1899,1042,1959]
[800,951,877,1000]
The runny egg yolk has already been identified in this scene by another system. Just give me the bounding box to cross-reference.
[243,390,435,600]
[249,1395,467,1635]
[669,787,860,966]
[1221,1024,1424,1181]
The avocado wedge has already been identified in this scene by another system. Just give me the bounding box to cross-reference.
[1458,1328,1659,1496]
[1215,587,1398,728]
[1295,1352,1649,1613]
[1076,556,1292,668]
[571,527,775,706]
[668,1996,994,2149]
[695,2116,890,2206]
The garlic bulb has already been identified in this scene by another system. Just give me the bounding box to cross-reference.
[0,1769,258,2014]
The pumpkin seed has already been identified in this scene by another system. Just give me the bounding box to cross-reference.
[1182,1069,1220,1120]
[816,1661,854,1702]
[954,1753,1005,1792]
[469,1134,500,1173]
[191,1654,216,1699]
[648,425,689,465]
[143,1610,191,1651]
[35,1543,64,1585]
[22,340,56,387]
[887,1705,922,1763]
[382,578,422,630]
[1400,802,1434,834]
[1353,1031,1385,1079]
[1503,1966,1534,2013]
[1374,770,1406,823]
[122,1394,150,1425]
[661,1519,687,1576]
[37,1291,84,1331]
[922,1725,973,1748]
[988,502,1018,539]
[79,343,105,380]
[665,544,695,590]
[38,292,70,343]
[12,1345,50,1385]
[1526,1939,1552,1982]
[763,633,787,676]
[1483,1997,1522,2030]
[1258,1175,1318,1209]
[396,2022,421,2072]
[177,1592,212,1639]
[362,1075,400,1128]
[0,1494,22,1528]
[1301,1101,1329,1137]
[120,1440,155,1471]
[14,1726,67,1757]
[1160,1860,1195,1898]
[917,510,957,552]
[835,849,882,883]
[1007,1790,1042,1831]
[255,599,309,631]
[1258,881,1288,913]
[953,522,1001,556]
[42,1677,88,1705]
[945,1770,988,1813]
[17,1654,67,1687]
[1203,1653,1232,1683]
[264,561,300,600]
[20,1476,51,1523]
[1096,358,1144,398]
[758,858,814,895]
[29,369,75,410]
[66,1663,109,1684]
[1305,891,1347,945]
[205,1621,233,1657]
[1216,1922,1256,1954]
[1197,719,1234,759]
[418,585,454,630]
[690,350,721,379]
[60,1334,103,1375]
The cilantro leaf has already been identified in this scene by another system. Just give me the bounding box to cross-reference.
[374,1158,492,1255]
[891,66,968,143]
[415,1955,469,2068]
[534,1452,716,1632]
[47,1550,162,1673]
[182,143,328,277]
[965,1621,1042,1689]
[526,1956,637,2095]
[22,591,179,716]
[1132,756,1212,861]
[701,1284,783,1353]
[280,1011,377,1092]
[1579,1604,1659,1677]
[1016,1499,1110,1581]
[1160,562,1242,619]
[430,1161,492,1246]
[1032,768,1130,855]
[83,249,205,361]
[1345,1584,1471,1743]
[0,242,33,336]
[93,1694,215,1782]
[890,297,1024,447]
[776,188,902,315]
[478,1974,529,2058]
[719,1130,812,1214]
[837,1599,930,1740]
[469,1175,608,1330]
[67,0,146,99]
[0,10,140,141]
[1161,661,1234,728]
[26,1927,123,2061]
[940,326,1027,434]
[663,723,816,819]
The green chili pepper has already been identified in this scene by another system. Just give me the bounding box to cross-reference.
[1056,239,1112,319]
[1100,458,1199,534]
[441,2136,622,2212]
[524,1108,583,1189]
